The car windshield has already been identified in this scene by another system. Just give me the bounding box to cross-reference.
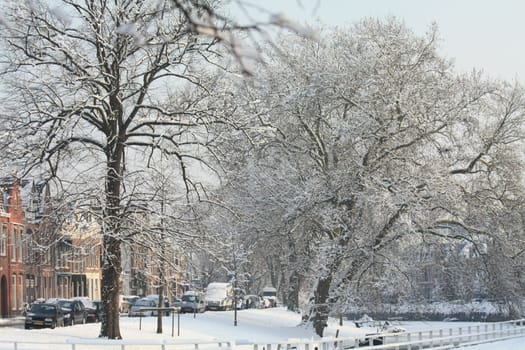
[135,299,152,306]
[61,301,73,309]
[182,295,198,302]
[206,288,227,299]
[124,296,139,305]
[31,304,56,314]
[77,299,95,308]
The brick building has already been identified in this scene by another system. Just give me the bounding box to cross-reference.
[0,177,26,317]
[23,180,58,303]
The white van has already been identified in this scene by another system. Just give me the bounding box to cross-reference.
[261,286,278,307]
[205,282,233,311]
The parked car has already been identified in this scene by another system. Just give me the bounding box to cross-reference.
[74,297,99,323]
[244,295,264,309]
[180,291,206,313]
[205,282,234,311]
[48,299,87,326]
[261,286,278,307]
[129,297,158,317]
[145,294,171,315]
[92,300,104,322]
[25,303,65,329]
[119,295,140,313]
[171,297,183,312]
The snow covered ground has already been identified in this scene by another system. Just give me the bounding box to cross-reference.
[0,308,522,349]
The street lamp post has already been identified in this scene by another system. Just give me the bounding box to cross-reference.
[234,291,238,326]
[233,250,238,327]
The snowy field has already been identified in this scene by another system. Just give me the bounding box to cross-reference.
[0,308,523,349]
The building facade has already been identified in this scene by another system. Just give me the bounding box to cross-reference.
[0,177,26,317]
[0,176,187,318]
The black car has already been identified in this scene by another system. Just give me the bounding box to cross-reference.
[51,299,87,326]
[75,298,100,323]
[92,300,104,322]
[25,303,65,329]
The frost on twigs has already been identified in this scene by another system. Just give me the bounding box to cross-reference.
[195,24,258,76]
[115,23,146,46]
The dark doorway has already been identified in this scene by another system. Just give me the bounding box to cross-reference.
[1,275,7,318]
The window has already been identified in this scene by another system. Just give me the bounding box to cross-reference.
[44,248,50,265]
[17,227,23,262]
[24,231,32,263]
[45,277,50,300]
[10,227,16,262]
[58,250,68,268]
[37,276,41,298]
[11,274,16,310]
[18,275,23,309]
[13,192,19,210]
[0,224,6,256]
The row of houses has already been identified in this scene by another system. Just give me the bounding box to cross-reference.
[0,176,187,317]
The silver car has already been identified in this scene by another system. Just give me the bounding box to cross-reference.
[129,298,157,317]
[180,292,206,313]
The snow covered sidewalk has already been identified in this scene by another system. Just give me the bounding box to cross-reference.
[0,308,522,349]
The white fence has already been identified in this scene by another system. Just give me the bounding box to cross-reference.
[0,339,234,350]
[252,319,525,349]
[0,319,524,350]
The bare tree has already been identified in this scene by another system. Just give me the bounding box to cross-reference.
[0,0,273,339]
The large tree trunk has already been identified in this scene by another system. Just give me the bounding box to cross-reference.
[311,275,331,337]
[100,139,124,339]
[100,235,122,339]
[287,271,301,311]
[309,228,356,336]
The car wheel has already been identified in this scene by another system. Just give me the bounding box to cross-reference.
[24,325,30,330]
[51,321,56,329]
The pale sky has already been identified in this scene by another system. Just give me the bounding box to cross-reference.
[234,0,525,82]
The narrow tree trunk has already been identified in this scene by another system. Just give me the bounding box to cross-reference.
[157,284,164,333]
